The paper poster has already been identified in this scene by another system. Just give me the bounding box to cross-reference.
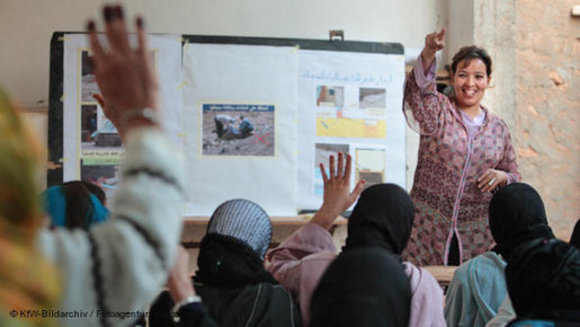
[62,34,183,198]
[182,43,297,216]
[296,50,406,210]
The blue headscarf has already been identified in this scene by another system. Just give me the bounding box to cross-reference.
[43,184,109,229]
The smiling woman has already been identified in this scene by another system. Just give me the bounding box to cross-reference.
[402,29,521,266]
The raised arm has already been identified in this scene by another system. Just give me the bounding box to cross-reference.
[420,29,446,72]
[38,6,184,327]
[310,152,365,230]
[267,153,364,287]
[88,5,160,140]
[403,28,450,135]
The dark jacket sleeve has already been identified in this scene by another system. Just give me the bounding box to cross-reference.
[149,290,219,327]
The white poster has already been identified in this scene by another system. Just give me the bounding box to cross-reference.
[296,50,406,210]
[62,33,183,199]
[182,43,297,216]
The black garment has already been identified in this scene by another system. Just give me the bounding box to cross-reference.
[506,238,580,324]
[149,234,301,327]
[195,234,278,287]
[570,218,580,249]
[310,247,412,327]
[149,291,218,327]
[488,183,554,261]
[345,183,415,255]
[448,233,460,266]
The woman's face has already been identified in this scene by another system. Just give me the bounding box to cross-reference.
[452,58,491,111]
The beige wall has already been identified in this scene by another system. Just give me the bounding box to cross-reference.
[474,0,579,238]
[514,0,579,236]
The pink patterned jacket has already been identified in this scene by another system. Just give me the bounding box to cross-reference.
[402,59,520,266]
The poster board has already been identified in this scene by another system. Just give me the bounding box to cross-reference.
[48,32,405,217]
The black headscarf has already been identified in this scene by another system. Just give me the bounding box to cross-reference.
[310,247,411,327]
[570,218,580,249]
[489,183,554,260]
[195,233,278,287]
[505,238,580,323]
[345,183,415,255]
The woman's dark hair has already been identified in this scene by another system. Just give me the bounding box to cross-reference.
[61,181,107,230]
[451,45,492,77]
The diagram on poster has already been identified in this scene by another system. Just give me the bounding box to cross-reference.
[314,85,388,138]
[296,50,405,210]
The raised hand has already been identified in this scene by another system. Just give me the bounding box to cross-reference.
[92,93,122,131]
[310,152,365,230]
[87,5,160,136]
[421,28,446,69]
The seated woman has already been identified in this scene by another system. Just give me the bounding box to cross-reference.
[267,152,445,327]
[310,247,412,327]
[43,181,109,230]
[445,183,556,327]
[149,199,301,327]
[505,238,580,326]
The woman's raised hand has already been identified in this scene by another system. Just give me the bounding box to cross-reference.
[421,28,446,68]
[310,152,365,230]
[87,5,160,136]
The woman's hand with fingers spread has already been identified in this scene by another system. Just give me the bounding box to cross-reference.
[311,152,365,230]
[87,5,160,135]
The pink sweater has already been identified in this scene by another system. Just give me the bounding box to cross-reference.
[267,223,446,327]
[402,58,521,266]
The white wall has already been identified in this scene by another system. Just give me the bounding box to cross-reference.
[1,0,446,107]
[447,0,474,64]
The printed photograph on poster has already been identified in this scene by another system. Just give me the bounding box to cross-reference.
[316,85,344,107]
[355,147,386,189]
[80,51,99,103]
[80,160,120,199]
[81,104,121,150]
[313,143,350,194]
[359,87,386,109]
[202,104,275,156]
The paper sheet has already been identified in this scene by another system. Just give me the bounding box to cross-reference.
[296,50,406,210]
[182,43,297,216]
[62,33,183,199]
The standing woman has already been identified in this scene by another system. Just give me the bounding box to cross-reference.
[403,29,520,266]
